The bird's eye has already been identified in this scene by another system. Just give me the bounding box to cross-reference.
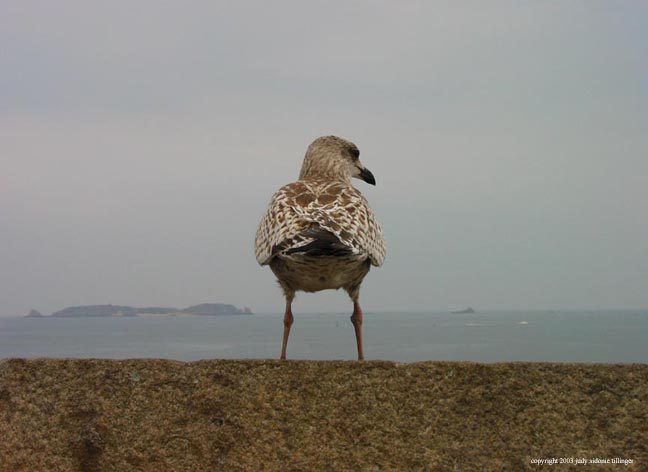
[350,148,360,160]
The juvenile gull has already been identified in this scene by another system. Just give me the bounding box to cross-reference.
[255,136,386,360]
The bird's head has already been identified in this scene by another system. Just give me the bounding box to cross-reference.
[298,135,376,185]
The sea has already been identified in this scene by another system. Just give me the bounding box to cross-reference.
[1,310,647,363]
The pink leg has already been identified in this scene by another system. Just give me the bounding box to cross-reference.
[280,299,294,360]
[350,301,364,360]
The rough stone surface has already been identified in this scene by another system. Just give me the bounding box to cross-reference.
[0,359,646,471]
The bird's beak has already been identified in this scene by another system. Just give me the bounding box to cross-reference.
[359,167,376,185]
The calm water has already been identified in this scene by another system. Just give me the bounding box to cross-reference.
[1,311,647,363]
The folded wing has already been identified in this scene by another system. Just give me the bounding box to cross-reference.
[254,181,386,267]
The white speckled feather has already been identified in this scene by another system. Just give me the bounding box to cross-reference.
[255,179,385,267]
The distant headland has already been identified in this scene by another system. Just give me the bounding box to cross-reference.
[25,303,253,318]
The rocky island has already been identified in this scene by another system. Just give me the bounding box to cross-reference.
[24,309,44,318]
[451,306,475,314]
[33,303,253,318]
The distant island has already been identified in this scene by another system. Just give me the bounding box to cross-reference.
[451,307,475,314]
[25,309,44,318]
[26,303,253,318]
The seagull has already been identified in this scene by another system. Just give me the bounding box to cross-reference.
[255,136,386,360]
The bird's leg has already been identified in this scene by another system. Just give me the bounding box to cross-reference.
[350,300,364,361]
[280,298,294,360]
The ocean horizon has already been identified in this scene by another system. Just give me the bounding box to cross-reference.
[2,309,647,363]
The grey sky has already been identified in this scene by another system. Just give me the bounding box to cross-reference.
[2,1,647,316]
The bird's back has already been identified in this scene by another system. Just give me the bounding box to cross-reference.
[254,179,385,267]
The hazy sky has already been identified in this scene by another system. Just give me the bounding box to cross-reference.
[2,1,647,316]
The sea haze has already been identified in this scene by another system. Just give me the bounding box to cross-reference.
[2,310,647,363]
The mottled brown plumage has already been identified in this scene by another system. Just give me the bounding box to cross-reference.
[255,136,386,360]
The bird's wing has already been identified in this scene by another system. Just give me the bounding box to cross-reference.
[254,181,386,266]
